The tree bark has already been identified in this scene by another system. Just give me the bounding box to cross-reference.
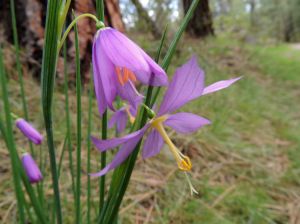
[130,0,162,39]
[183,0,214,38]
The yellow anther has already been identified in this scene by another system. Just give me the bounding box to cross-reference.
[151,116,192,172]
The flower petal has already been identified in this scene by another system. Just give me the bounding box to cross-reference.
[108,108,128,133]
[142,129,164,159]
[91,124,149,152]
[90,126,148,177]
[164,113,211,134]
[137,51,168,86]
[116,81,144,111]
[158,56,205,115]
[202,77,241,96]
[100,28,151,75]
[93,33,117,113]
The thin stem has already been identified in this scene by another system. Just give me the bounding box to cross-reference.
[41,0,62,222]
[96,0,105,21]
[74,18,82,224]
[99,110,107,213]
[63,41,76,199]
[87,71,94,224]
[58,13,100,52]
[9,0,34,156]
[0,48,26,223]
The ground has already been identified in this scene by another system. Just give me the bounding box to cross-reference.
[0,35,299,223]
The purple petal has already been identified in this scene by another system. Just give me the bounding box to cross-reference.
[158,56,205,115]
[99,28,151,75]
[164,113,211,134]
[137,51,168,86]
[142,129,164,159]
[91,124,149,152]
[202,77,241,96]
[116,81,144,111]
[16,119,43,145]
[108,108,128,133]
[21,153,43,184]
[90,125,148,177]
[93,32,117,114]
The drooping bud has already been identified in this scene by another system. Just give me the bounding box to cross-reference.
[16,118,43,145]
[21,153,43,184]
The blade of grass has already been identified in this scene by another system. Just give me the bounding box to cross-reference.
[9,0,34,156]
[63,41,76,199]
[40,0,62,222]
[87,69,94,224]
[0,47,25,223]
[58,136,68,177]
[95,0,107,215]
[98,1,200,222]
[74,17,82,224]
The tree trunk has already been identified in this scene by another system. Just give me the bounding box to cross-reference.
[130,0,162,39]
[183,0,214,38]
[0,0,125,83]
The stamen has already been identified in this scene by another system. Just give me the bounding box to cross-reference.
[184,172,199,196]
[115,67,137,85]
[151,117,192,172]
[125,106,135,124]
[116,67,125,86]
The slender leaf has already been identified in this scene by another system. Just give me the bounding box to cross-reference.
[40,0,62,222]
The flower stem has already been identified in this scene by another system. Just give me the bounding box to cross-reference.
[0,47,26,224]
[87,70,94,224]
[58,13,101,52]
[74,18,82,224]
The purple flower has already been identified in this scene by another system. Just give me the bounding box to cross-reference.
[92,27,168,115]
[91,56,241,177]
[16,118,43,145]
[21,153,43,184]
[108,105,137,133]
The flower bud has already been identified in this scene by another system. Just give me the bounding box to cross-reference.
[21,153,43,184]
[16,118,43,145]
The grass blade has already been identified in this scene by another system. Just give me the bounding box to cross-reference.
[40,0,62,223]
[0,47,25,223]
[74,17,82,224]
[63,41,76,199]
[9,0,34,155]
[87,70,94,224]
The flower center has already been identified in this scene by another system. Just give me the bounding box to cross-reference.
[115,67,137,86]
[150,116,192,171]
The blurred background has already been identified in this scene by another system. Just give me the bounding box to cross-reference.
[0,0,300,223]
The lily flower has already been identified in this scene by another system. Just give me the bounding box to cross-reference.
[92,27,168,115]
[91,56,241,177]
[21,153,43,184]
[16,118,43,145]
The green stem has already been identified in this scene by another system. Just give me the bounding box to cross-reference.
[63,41,76,199]
[58,13,101,52]
[9,0,34,156]
[95,0,107,216]
[87,72,94,224]
[96,0,105,21]
[41,0,62,222]
[74,18,82,224]
[0,47,25,223]
[99,110,107,213]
